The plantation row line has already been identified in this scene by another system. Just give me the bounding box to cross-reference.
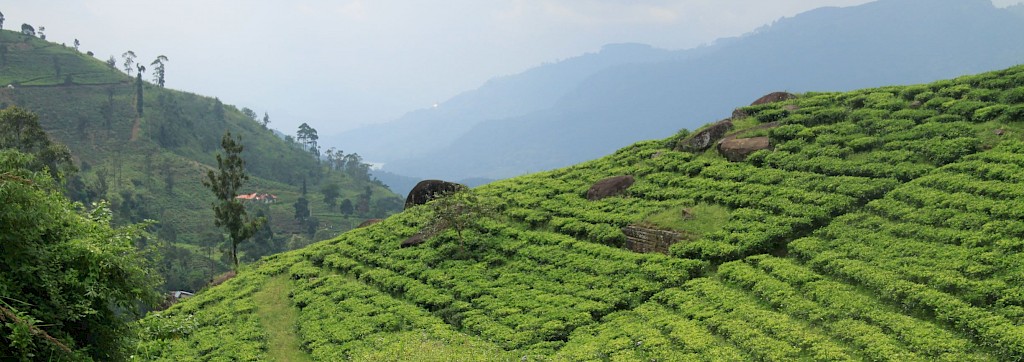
[553,253,998,361]
[291,211,704,354]
[769,142,1024,360]
[287,263,509,360]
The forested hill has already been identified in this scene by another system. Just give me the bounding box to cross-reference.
[136,63,1024,360]
[0,28,404,292]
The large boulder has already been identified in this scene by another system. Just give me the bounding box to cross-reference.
[719,121,781,144]
[718,137,771,162]
[675,119,733,153]
[750,91,797,105]
[400,233,428,248]
[357,219,383,228]
[587,175,635,201]
[405,180,467,209]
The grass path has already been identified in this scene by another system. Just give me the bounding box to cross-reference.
[254,275,314,362]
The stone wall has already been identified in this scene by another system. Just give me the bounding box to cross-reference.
[621,225,688,254]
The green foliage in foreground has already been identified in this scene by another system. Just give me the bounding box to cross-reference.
[0,150,161,361]
[137,65,1024,360]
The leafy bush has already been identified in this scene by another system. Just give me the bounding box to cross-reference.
[1001,86,1024,104]
[1,150,162,361]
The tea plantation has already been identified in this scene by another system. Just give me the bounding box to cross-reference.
[135,64,1024,361]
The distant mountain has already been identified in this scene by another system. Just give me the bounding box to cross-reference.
[327,43,702,163]
[383,0,1024,181]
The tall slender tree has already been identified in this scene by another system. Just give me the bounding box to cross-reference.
[150,55,168,87]
[121,50,136,76]
[135,64,145,115]
[202,132,263,270]
[0,11,5,30]
[296,123,319,155]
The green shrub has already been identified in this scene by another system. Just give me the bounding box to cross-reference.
[973,105,1009,122]
[1001,87,1024,104]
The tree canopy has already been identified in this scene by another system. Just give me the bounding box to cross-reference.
[0,150,162,361]
[20,23,34,36]
[202,132,262,270]
[150,55,168,88]
[0,106,75,182]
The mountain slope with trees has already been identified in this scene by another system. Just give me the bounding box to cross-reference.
[136,62,1024,360]
[381,0,1024,181]
[0,27,404,293]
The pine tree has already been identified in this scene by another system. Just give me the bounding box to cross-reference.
[202,132,263,270]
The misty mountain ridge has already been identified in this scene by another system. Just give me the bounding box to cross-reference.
[365,0,1024,182]
[329,43,706,163]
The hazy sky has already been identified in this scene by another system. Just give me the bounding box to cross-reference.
[7,1,1023,136]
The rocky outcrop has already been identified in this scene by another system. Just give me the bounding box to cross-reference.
[405,180,467,209]
[675,119,733,153]
[357,219,383,228]
[719,121,781,144]
[750,91,797,105]
[621,225,687,254]
[400,233,428,248]
[719,137,771,162]
[587,175,635,201]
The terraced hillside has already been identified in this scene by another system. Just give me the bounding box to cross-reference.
[0,29,404,291]
[135,65,1024,361]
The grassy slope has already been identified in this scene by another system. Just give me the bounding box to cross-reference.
[136,64,1024,360]
[255,275,314,362]
[0,29,403,291]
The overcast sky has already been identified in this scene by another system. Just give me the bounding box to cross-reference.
[7,1,1022,136]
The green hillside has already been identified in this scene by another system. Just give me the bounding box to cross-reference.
[0,29,404,292]
[133,63,1024,360]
